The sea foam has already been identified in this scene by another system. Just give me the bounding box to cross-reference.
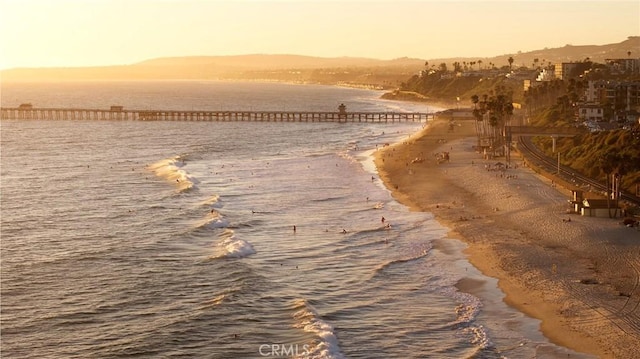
[211,229,256,259]
[292,299,345,359]
[194,211,230,230]
[148,155,197,192]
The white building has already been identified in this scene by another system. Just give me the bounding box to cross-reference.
[536,68,555,82]
[577,105,604,121]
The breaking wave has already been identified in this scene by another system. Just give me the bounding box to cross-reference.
[148,155,197,192]
[210,229,256,259]
[292,299,345,359]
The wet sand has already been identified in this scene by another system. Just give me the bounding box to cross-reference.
[374,117,640,358]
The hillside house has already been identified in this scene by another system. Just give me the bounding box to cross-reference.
[577,104,605,121]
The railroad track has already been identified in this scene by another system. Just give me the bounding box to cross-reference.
[517,136,640,207]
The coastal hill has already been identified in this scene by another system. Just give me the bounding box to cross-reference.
[1,37,637,83]
[136,54,422,69]
[428,36,639,70]
[0,55,425,83]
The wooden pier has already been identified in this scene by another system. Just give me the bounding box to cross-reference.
[0,105,433,123]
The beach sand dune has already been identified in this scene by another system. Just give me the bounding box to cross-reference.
[374,118,640,358]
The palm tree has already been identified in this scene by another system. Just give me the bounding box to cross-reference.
[488,115,499,155]
[508,56,514,71]
[598,151,616,218]
[471,95,479,109]
[471,94,481,146]
[477,60,483,70]
[611,153,634,217]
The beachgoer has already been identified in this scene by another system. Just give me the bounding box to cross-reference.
[381,216,385,223]
[293,225,297,233]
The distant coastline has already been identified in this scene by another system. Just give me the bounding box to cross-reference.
[380,90,462,113]
[380,90,431,102]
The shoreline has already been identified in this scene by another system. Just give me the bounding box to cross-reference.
[373,117,640,358]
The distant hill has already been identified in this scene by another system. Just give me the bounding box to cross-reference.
[1,37,638,82]
[135,54,423,69]
[0,55,425,82]
[429,36,640,70]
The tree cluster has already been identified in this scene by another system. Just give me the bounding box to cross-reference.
[471,92,514,156]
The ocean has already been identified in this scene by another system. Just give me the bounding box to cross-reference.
[1,81,591,358]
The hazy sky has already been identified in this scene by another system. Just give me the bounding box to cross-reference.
[0,0,638,70]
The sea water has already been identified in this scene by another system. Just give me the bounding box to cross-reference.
[1,81,592,358]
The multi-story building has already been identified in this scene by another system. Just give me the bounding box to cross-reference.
[586,80,608,103]
[605,58,640,75]
[555,62,591,80]
[523,68,555,91]
[583,80,640,123]
[586,81,640,109]
[577,104,605,121]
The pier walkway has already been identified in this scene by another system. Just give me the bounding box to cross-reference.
[1,105,433,123]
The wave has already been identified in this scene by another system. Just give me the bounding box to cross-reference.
[425,257,493,352]
[199,293,229,310]
[333,236,391,256]
[291,299,345,359]
[310,195,347,203]
[371,243,432,278]
[210,229,256,259]
[194,213,230,231]
[148,155,198,192]
[451,293,492,353]
[343,225,393,240]
[199,194,223,209]
[337,150,360,166]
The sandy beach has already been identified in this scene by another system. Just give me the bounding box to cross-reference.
[374,117,640,358]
